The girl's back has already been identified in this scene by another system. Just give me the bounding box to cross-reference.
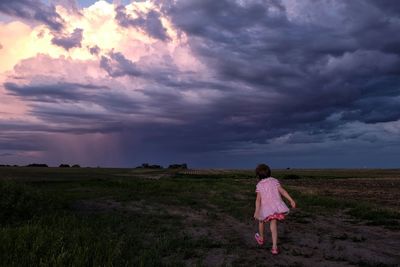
[255,177,289,220]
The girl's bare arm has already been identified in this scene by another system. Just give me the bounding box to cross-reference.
[278,186,296,208]
[254,192,261,219]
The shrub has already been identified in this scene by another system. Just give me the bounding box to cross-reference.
[59,164,70,168]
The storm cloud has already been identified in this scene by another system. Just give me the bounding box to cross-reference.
[0,0,65,31]
[162,0,400,127]
[115,5,169,41]
[89,45,101,55]
[100,51,142,77]
[51,28,84,50]
[1,0,400,168]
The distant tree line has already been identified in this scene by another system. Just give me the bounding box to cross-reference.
[1,163,188,169]
[27,163,48,167]
[136,163,163,169]
[59,164,81,168]
[0,163,81,168]
[135,163,188,169]
[0,164,19,167]
[168,164,188,169]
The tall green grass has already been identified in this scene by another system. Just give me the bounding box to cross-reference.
[288,188,400,229]
[0,180,61,225]
[0,179,220,266]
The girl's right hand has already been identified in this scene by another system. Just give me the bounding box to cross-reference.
[253,211,259,220]
[290,200,296,208]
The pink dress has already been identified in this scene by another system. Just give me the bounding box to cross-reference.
[256,177,289,221]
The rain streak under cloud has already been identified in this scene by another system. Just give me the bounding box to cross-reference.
[0,0,400,168]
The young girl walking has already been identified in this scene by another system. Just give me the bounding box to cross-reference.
[253,164,296,255]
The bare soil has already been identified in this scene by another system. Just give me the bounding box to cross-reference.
[168,207,400,267]
[73,198,400,266]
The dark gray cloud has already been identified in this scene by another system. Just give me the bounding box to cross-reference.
[0,0,64,31]
[89,45,101,55]
[100,52,142,77]
[5,81,107,102]
[3,80,142,134]
[0,130,48,157]
[115,5,169,41]
[98,50,233,94]
[366,0,400,15]
[51,28,83,50]
[162,0,400,129]
[51,0,80,15]
[0,137,43,152]
[2,0,400,168]
[0,152,14,156]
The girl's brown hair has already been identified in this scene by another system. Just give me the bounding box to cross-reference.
[255,164,271,180]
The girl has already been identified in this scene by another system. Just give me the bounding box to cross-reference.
[253,164,296,255]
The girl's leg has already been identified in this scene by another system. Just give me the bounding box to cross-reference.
[258,221,264,241]
[270,219,278,248]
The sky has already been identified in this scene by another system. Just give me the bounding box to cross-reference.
[0,0,400,168]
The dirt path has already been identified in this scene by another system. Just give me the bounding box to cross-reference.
[72,199,400,266]
[164,206,400,266]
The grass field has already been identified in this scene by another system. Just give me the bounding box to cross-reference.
[1,167,399,266]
